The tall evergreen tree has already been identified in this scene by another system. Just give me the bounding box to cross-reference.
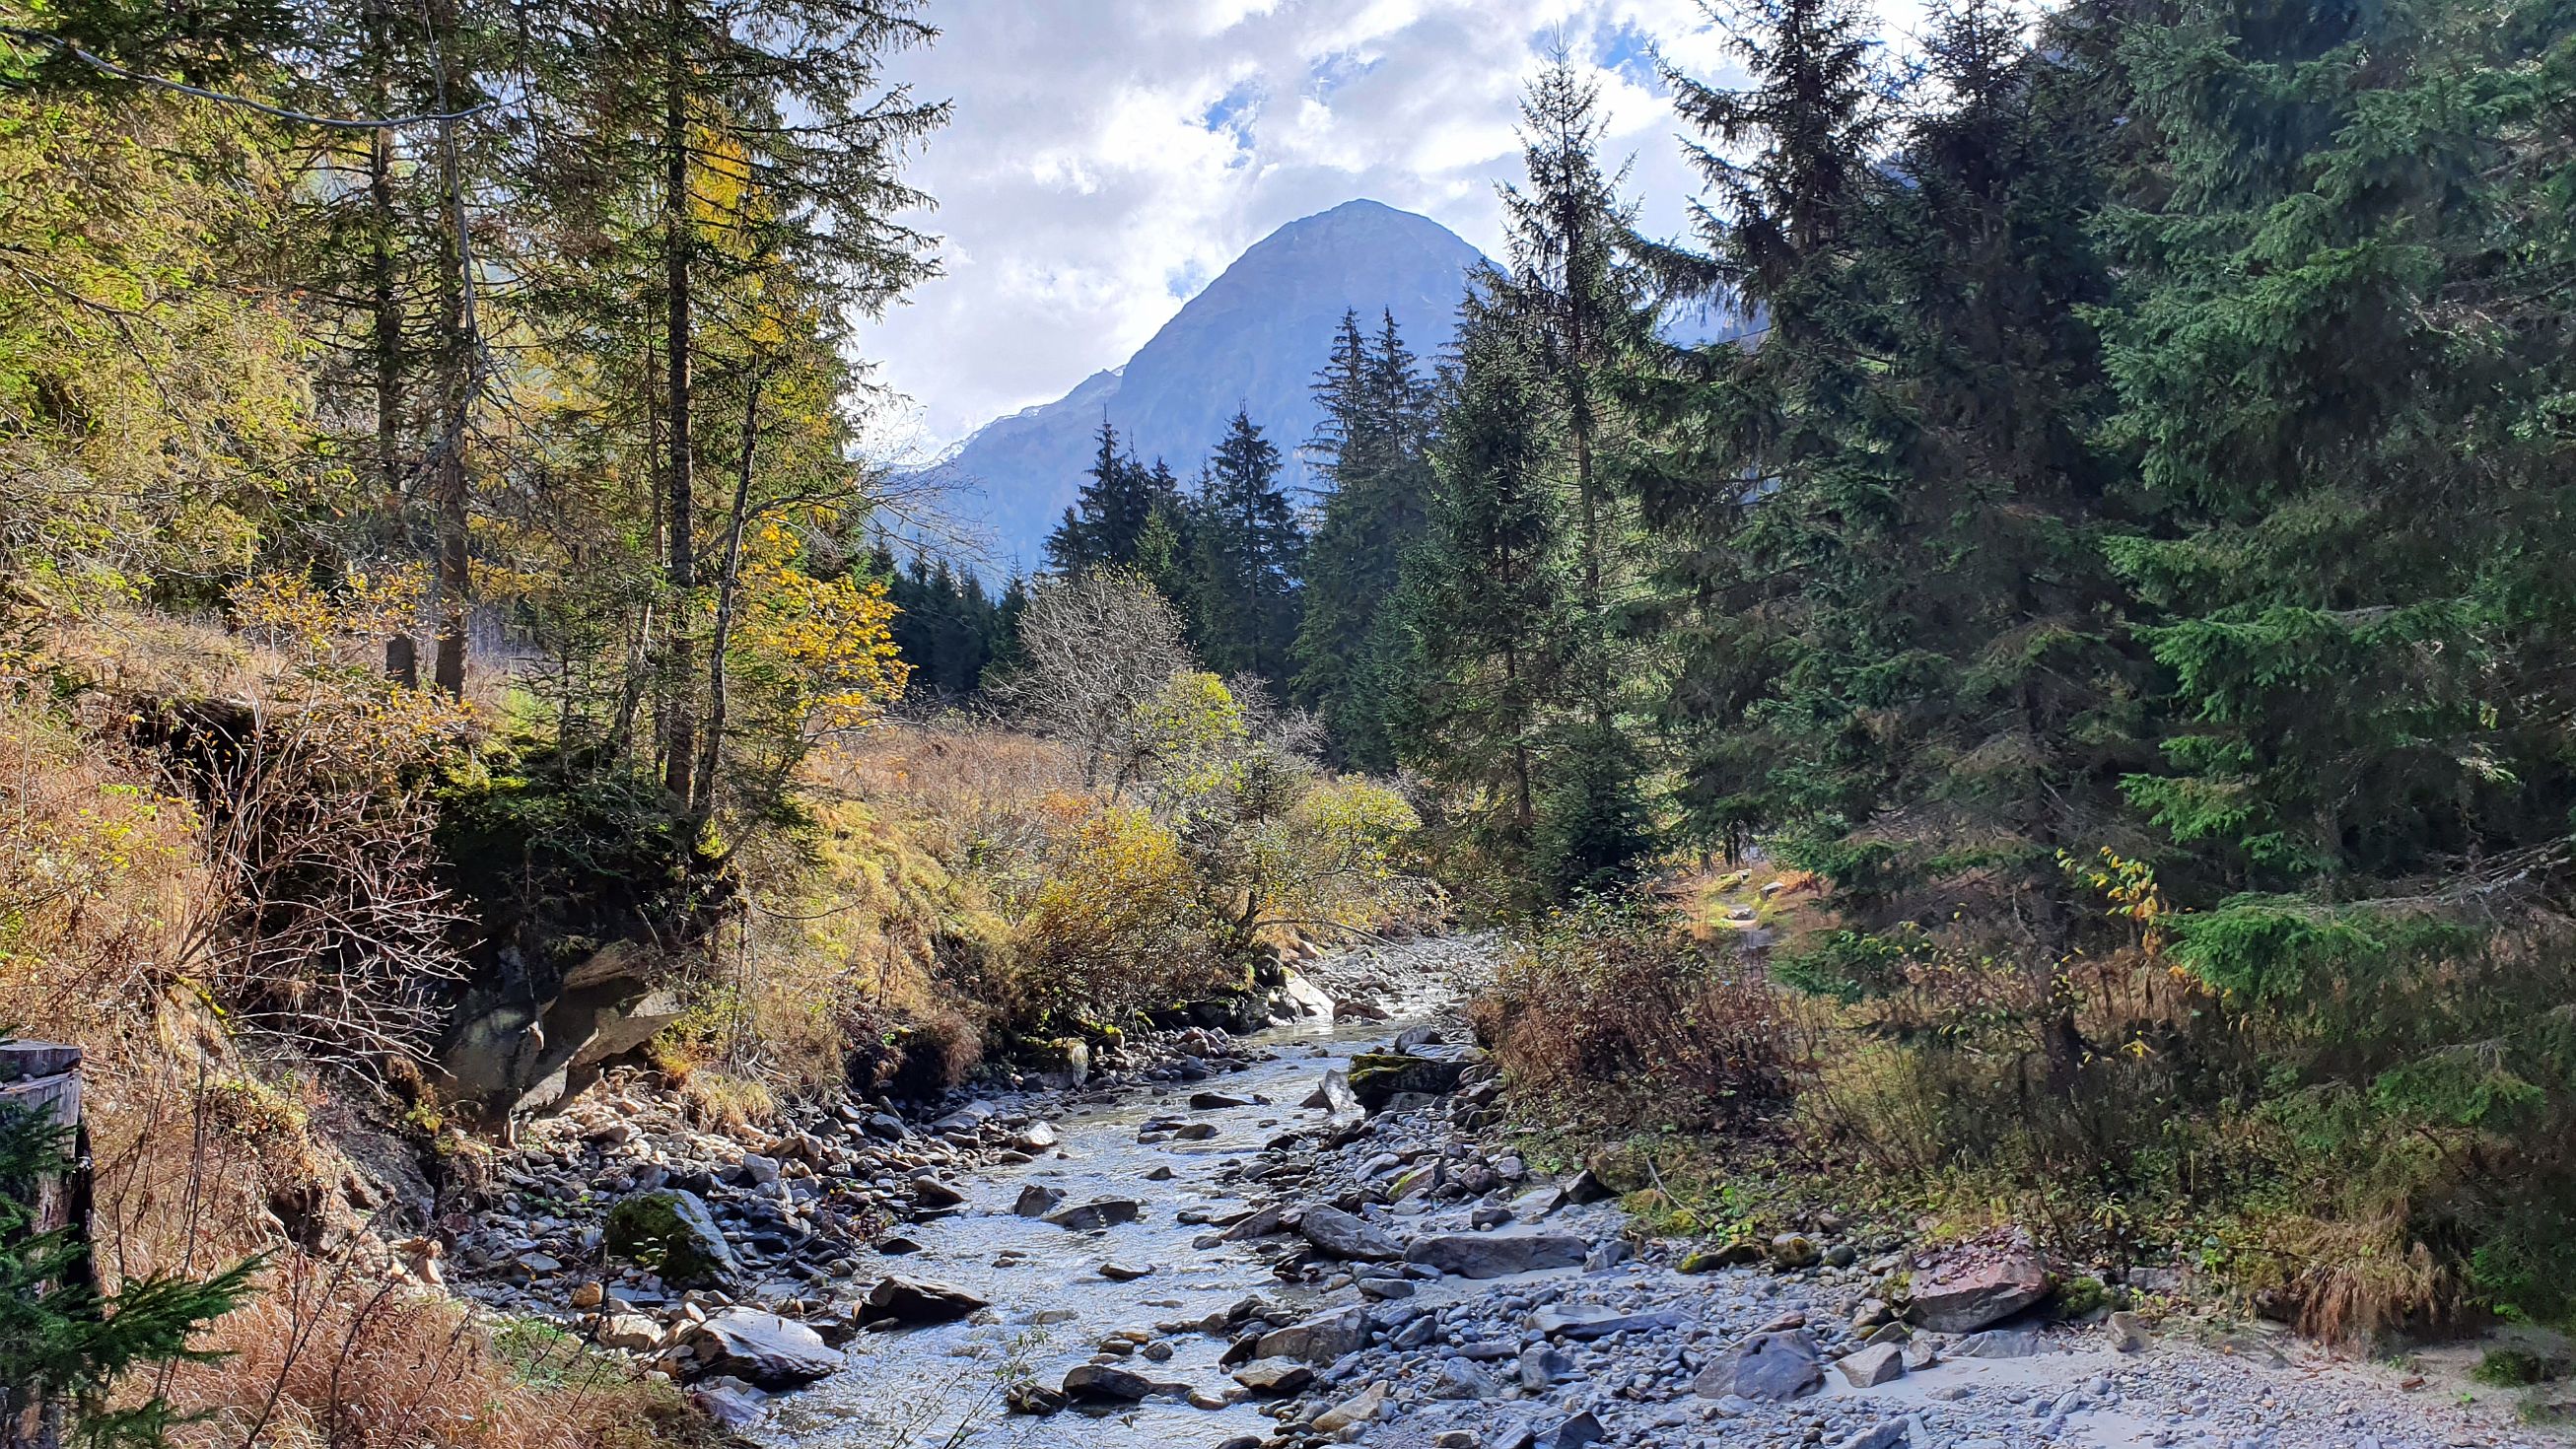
[1183,408,1303,685]
[1045,419,1166,573]
[1388,294,1573,871]
[1294,310,1437,771]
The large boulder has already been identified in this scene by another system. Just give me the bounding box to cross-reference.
[1347,1052,1467,1110]
[1691,1330,1824,1403]
[603,1189,736,1286]
[1297,1206,1404,1263]
[863,1276,989,1326]
[1908,1249,2049,1332]
[1405,1231,1588,1278]
[683,1309,843,1388]
[439,943,683,1119]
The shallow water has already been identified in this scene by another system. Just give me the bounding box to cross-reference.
[761,1009,1410,1449]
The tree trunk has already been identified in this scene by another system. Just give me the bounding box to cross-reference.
[424,2,471,697]
[693,371,762,816]
[366,0,401,503]
[660,2,697,802]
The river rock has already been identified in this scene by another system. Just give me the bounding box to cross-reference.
[597,1313,663,1352]
[1405,1231,1588,1278]
[1012,1184,1066,1217]
[1308,1070,1364,1128]
[1836,1342,1907,1387]
[1530,1305,1682,1341]
[1060,1362,1154,1402]
[1013,1121,1059,1151]
[911,1177,968,1209]
[1255,1306,1371,1362]
[603,1188,736,1287]
[1347,1052,1467,1109]
[1297,1205,1404,1262]
[1042,1198,1142,1231]
[1231,1359,1314,1396]
[1314,1381,1389,1432]
[863,1276,989,1326]
[1909,1249,2049,1332]
[1691,1330,1824,1403]
[683,1309,843,1388]
[1190,1090,1255,1110]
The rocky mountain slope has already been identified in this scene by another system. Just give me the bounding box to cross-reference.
[914,199,1489,569]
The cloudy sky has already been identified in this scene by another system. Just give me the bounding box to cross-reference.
[857,0,1784,461]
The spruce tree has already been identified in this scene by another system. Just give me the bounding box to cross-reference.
[1045,420,1162,573]
[1388,295,1573,873]
[1184,409,1303,686]
[1294,310,1437,771]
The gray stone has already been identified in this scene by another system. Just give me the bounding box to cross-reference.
[862,1276,988,1326]
[1529,1305,1682,1341]
[1836,1343,1906,1387]
[1255,1306,1371,1363]
[1405,1231,1588,1278]
[1298,1205,1405,1262]
[1954,1327,2046,1359]
[1012,1184,1065,1217]
[1433,1357,1497,1398]
[1833,1422,1911,1449]
[1691,1330,1824,1403]
[1059,1362,1154,1402]
[1518,1343,1574,1391]
[1230,1359,1314,1396]
[683,1309,843,1388]
[1041,1198,1142,1231]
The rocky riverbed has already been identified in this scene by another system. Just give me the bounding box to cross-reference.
[448,936,2559,1449]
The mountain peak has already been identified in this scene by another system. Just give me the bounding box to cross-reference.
[921,201,1486,570]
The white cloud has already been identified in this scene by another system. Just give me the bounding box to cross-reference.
[855,0,1917,460]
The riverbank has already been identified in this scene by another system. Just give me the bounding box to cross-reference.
[449,935,2562,1449]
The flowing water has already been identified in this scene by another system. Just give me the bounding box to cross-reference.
[762,1006,1420,1449]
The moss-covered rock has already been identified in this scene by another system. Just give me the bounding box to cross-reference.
[1347,1053,1467,1110]
[603,1188,736,1286]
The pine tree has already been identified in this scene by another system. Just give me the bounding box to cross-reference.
[1183,409,1303,686]
[1045,420,1163,573]
[1628,0,1894,860]
[1293,310,1437,771]
[1388,294,1573,873]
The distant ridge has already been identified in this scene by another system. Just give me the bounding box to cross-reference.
[915,199,1489,571]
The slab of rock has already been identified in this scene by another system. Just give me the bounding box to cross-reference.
[1098,1262,1153,1281]
[1190,1090,1256,1110]
[689,1384,767,1429]
[1297,1205,1405,1263]
[1691,1330,1824,1403]
[1833,1422,1910,1449]
[1012,1122,1059,1151]
[1308,1070,1364,1128]
[1041,1198,1142,1231]
[1230,1359,1313,1397]
[1405,1232,1588,1278]
[684,1309,843,1388]
[1529,1305,1682,1341]
[1908,1249,2048,1332]
[1059,1362,1154,1403]
[863,1276,988,1326]
[1254,1306,1371,1363]
[604,1189,736,1287]
[1836,1342,1907,1387]
[1012,1184,1066,1218]
[1954,1327,2046,1358]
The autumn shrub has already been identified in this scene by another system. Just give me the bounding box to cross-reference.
[1012,798,1220,1026]
[1476,895,1793,1132]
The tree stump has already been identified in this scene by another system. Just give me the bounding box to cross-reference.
[1,1041,87,1449]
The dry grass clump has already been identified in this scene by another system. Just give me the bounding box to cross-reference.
[162,1256,696,1449]
[1476,895,1795,1133]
